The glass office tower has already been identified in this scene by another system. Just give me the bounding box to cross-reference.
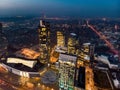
[59,53,77,90]
[38,20,50,64]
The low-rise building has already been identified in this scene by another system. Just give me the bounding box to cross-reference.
[97,53,120,69]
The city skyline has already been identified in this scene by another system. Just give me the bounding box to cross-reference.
[0,8,120,89]
[0,1,120,90]
[0,0,120,18]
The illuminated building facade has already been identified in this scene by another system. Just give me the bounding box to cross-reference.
[57,31,65,47]
[83,43,90,53]
[77,43,91,67]
[78,43,95,66]
[82,43,95,62]
[38,20,50,63]
[81,43,90,61]
[67,33,78,55]
[59,53,77,90]
[20,48,40,59]
[7,58,37,68]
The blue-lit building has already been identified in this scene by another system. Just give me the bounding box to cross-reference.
[58,53,77,90]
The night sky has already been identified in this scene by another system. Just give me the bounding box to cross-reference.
[0,0,120,18]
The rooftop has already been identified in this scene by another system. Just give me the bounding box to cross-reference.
[1,60,45,72]
[97,52,119,65]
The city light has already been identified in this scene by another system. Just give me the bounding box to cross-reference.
[0,1,119,90]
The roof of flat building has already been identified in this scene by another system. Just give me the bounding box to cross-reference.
[1,60,45,72]
[97,52,119,65]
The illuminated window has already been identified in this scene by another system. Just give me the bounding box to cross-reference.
[43,39,47,41]
[42,32,47,35]
[42,28,46,31]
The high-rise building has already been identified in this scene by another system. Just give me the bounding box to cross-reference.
[38,20,50,63]
[59,53,77,90]
[78,43,95,64]
[77,43,91,67]
[75,67,85,89]
[67,33,78,55]
[57,31,65,47]
[81,43,90,61]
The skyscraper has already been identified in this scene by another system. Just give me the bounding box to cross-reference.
[67,33,78,55]
[81,43,91,62]
[57,31,65,47]
[77,43,91,67]
[59,53,77,90]
[78,43,95,65]
[38,20,50,64]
